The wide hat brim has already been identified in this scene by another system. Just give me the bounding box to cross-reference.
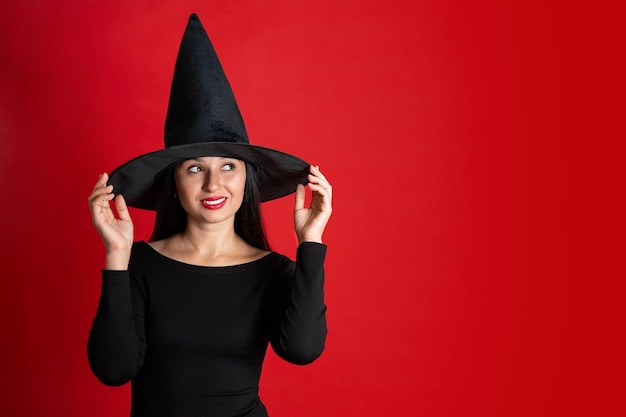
[109,142,310,210]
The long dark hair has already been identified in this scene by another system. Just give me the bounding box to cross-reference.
[150,162,270,251]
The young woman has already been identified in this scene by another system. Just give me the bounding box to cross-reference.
[87,14,332,417]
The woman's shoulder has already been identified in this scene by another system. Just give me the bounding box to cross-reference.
[130,240,152,256]
[128,240,162,267]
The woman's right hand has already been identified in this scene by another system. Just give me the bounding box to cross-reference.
[88,173,134,270]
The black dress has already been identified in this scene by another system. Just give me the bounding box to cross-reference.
[88,241,327,417]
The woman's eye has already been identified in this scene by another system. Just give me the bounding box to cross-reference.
[223,163,234,171]
[188,165,202,173]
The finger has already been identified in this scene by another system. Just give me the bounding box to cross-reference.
[88,184,114,205]
[307,173,329,188]
[307,183,332,206]
[88,186,114,203]
[307,182,330,196]
[294,184,306,211]
[90,193,115,224]
[307,177,332,199]
[91,183,114,195]
[90,197,116,223]
[114,194,131,221]
[307,167,331,186]
[309,165,329,182]
[89,175,113,201]
[92,173,109,191]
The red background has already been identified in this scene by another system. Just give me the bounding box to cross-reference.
[0,0,597,416]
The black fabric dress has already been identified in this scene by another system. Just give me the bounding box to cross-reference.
[87,241,327,417]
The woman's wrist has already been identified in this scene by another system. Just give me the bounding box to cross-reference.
[104,249,131,271]
[297,235,323,245]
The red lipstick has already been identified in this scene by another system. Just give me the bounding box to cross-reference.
[201,197,227,210]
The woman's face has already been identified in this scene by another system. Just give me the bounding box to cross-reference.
[173,156,247,227]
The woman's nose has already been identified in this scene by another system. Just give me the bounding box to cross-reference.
[202,171,220,191]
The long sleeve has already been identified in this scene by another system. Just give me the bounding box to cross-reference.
[267,242,327,365]
[87,269,147,386]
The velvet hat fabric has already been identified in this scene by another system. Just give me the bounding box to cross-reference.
[108,13,310,210]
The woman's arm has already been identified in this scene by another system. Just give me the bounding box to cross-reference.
[87,174,144,385]
[267,243,328,365]
[268,166,332,363]
[87,267,147,385]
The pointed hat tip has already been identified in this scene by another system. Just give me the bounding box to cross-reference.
[185,13,205,33]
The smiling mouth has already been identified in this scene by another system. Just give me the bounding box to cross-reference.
[201,197,227,209]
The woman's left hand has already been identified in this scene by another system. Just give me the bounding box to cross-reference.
[294,165,333,244]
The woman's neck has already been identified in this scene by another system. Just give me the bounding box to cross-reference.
[149,219,269,266]
[177,221,242,259]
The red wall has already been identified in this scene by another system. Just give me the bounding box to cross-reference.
[0,1,596,416]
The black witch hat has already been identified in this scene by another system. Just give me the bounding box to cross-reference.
[108,13,309,210]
